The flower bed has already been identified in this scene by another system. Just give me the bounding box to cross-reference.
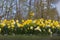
[0,18,60,35]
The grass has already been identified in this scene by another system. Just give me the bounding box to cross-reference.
[0,34,60,40]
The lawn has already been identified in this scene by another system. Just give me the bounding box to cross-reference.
[0,34,60,40]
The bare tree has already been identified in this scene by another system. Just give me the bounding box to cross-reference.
[14,0,22,20]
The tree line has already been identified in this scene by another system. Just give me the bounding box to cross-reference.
[0,0,59,21]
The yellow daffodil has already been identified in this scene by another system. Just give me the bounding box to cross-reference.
[8,26,11,28]
[51,26,55,28]
[48,19,51,22]
[32,20,37,23]
[0,28,1,32]
[48,29,51,32]
[0,23,6,28]
[16,20,19,23]
[30,26,33,30]
[35,26,40,31]
[11,25,15,28]
[17,23,20,27]
[22,20,24,22]
[30,11,34,16]
[20,24,23,28]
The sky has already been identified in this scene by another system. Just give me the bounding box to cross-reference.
[55,1,60,16]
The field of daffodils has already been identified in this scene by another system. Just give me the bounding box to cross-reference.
[0,18,60,35]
